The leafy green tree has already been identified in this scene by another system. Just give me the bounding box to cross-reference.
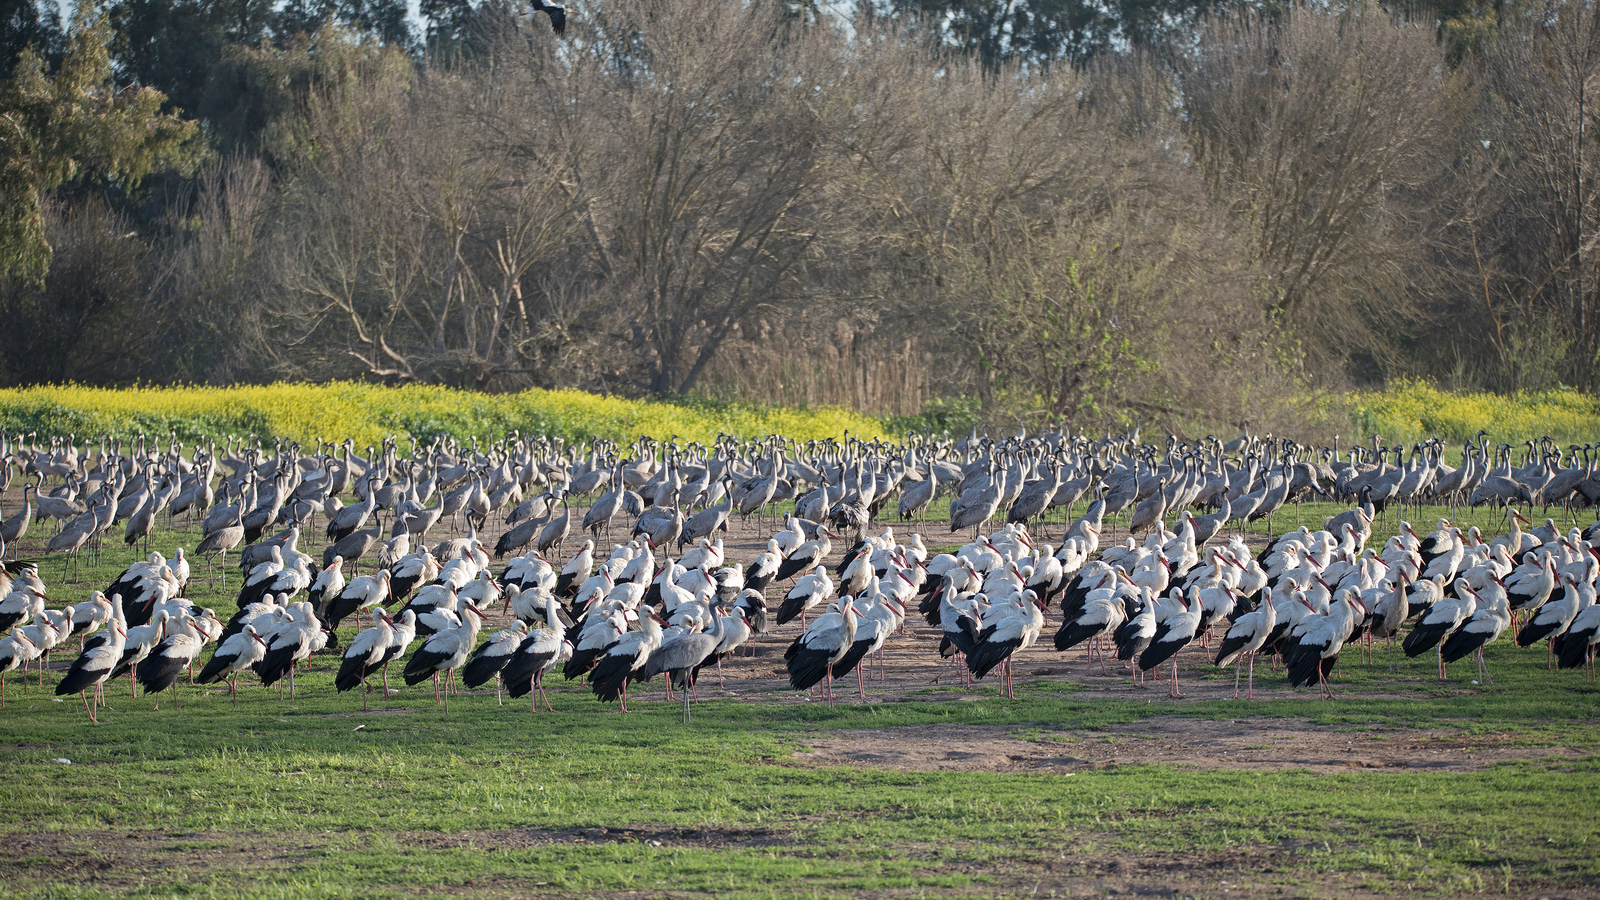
[0,14,200,281]
[0,0,62,78]
[278,0,414,49]
[104,0,276,115]
[876,0,1217,68]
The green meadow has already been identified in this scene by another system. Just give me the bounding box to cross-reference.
[0,501,1597,899]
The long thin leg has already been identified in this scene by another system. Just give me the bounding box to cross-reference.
[81,689,95,723]
[1246,652,1257,700]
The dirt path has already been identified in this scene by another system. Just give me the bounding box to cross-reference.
[785,717,1588,774]
[7,820,1597,900]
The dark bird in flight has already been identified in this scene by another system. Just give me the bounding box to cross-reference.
[535,0,570,34]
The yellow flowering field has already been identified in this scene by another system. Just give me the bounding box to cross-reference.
[1343,380,1599,447]
[0,383,889,447]
[0,380,1592,448]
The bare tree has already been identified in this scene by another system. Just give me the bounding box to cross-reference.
[260,40,594,389]
[1475,1,1600,388]
[1173,3,1461,371]
[570,0,844,395]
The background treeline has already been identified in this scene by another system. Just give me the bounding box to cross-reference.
[0,0,1594,437]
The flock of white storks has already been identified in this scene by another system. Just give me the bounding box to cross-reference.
[0,429,1594,722]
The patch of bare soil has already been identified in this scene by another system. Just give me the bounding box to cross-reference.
[0,826,788,891]
[945,842,1600,900]
[0,830,328,889]
[6,827,1598,899]
[788,717,1588,774]
[413,824,788,851]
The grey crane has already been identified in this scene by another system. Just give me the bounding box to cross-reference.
[632,504,683,550]
[326,485,377,543]
[680,484,732,548]
[897,463,937,523]
[197,502,247,586]
[324,523,382,571]
[0,483,32,552]
[581,473,625,537]
[535,494,572,555]
[641,611,725,722]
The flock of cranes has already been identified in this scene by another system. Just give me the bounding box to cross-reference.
[0,427,1595,723]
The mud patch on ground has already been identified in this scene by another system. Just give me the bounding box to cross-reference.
[0,830,328,889]
[411,824,790,851]
[6,825,1598,899]
[788,717,1590,773]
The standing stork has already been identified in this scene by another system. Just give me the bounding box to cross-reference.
[588,609,666,712]
[137,613,205,709]
[334,609,397,710]
[776,566,834,627]
[462,620,531,705]
[321,569,390,639]
[1442,585,1512,685]
[196,623,269,706]
[967,591,1046,698]
[1213,593,1277,699]
[402,601,487,709]
[1139,588,1203,699]
[784,596,858,708]
[502,593,569,712]
[372,609,418,698]
[110,609,170,697]
[0,628,40,707]
[54,598,127,721]
[254,602,323,700]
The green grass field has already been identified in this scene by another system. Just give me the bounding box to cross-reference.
[2,494,1598,899]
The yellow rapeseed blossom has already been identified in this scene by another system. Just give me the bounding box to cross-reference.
[0,383,890,446]
[1345,380,1599,448]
